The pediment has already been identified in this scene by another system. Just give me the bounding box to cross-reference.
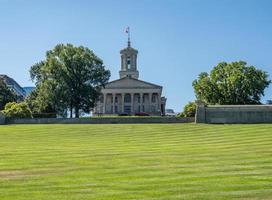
[105,77,162,89]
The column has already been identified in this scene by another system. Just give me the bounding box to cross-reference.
[131,93,134,114]
[103,93,106,114]
[132,55,136,69]
[158,93,162,113]
[121,55,125,70]
[122,93,125,113]
[195,100,206,123]
[112,93,116,114]
[149,93,152,113]
[140,93,143,112]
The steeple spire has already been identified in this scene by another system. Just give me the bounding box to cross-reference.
[125,26,131,47]
[119,27,139,79]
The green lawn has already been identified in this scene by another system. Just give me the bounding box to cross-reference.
[0,124,272,200]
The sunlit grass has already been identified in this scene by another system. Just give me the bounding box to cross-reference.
[0,124,272,200]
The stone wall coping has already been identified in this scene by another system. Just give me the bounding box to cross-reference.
[207,105,272,108]
[8,117,195,125]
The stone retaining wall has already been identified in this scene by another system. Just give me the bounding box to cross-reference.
[9,117,194,124]
[195,101,272,124]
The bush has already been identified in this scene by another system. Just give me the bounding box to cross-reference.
[118,113,129,116]
[178,102,196,118]
[2,102,32,119]
[32,113,57,118]
[134,112,150,116]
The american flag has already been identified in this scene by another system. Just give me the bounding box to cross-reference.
[125,27,130,33]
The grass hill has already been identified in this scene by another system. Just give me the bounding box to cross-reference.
[0,124,272,200]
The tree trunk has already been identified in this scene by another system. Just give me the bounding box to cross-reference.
[70,105,73,118]
[75,106,79,118]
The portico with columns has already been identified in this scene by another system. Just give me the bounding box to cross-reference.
[94,35,166,116]
[100,90,162,115]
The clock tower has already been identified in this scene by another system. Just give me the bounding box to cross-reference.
[119,33,139,79]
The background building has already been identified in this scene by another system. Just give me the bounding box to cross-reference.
[0,74,26,99]
[23,87,36,96]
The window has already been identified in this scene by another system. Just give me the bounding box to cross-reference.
[127,56,131,69]
[152,94,156,103]
[138,96,140,103]
[115,96,118,103]
[100,95,104,103]
[124,94,131,103]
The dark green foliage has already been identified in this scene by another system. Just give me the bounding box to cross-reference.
[29,44,111,118]
[25,87,57,118]
[2,102,32,119]
[193,61,271,105]
[0,78,18,110]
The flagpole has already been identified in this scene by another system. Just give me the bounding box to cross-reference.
[128,27,130,43]
[127,26,131,47]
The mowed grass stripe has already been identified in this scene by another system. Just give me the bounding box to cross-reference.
[0,124,272,200]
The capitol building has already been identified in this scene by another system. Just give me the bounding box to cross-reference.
[94,39,166,116]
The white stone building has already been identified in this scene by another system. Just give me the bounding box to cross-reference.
[94,40,166,116]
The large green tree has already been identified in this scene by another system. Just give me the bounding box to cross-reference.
[0,78,18,110]
[193,61,271,105]
[29,44,110,118]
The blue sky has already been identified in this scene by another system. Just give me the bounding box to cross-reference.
[0,0,272,111]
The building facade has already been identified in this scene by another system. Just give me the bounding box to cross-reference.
[94,40,166,116]
[23,87,36,97]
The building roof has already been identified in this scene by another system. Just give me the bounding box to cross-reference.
[104,77,162,89]
[120,46,138,54]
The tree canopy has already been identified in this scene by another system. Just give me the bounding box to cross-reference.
[0,78,18,110]
[192,61,271,105]
[29,44,111,118]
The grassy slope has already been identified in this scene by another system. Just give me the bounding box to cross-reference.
[0,124,272,200]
